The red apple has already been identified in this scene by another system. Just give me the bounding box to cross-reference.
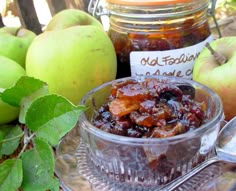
[192,37,236,121]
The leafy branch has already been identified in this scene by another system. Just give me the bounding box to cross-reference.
[0,76,86,191]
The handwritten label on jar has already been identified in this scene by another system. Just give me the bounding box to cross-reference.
[130,35,214,79]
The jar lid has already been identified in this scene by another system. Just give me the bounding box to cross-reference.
[106,0,192,6]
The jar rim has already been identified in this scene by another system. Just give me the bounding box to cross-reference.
[106,0,192,6]
[104,0,210,18]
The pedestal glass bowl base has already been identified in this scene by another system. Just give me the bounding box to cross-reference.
[76,142,221,191]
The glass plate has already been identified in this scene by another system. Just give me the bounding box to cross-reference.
[55,127,236,191]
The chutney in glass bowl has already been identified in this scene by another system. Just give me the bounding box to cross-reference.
[78,75,224,189]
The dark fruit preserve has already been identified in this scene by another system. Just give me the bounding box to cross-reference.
[79,75,223,188]
[93,78,206,138]
[104,0,213,79]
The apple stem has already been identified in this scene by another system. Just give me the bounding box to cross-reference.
[205,42,227,65]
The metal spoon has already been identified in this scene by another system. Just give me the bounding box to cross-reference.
[160,116,236,191]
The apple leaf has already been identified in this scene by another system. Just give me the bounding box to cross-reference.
[0,159,23,191]
[1,76,48,106]
[25,94,86,146]
[0,124,23,158]
[1,76,49,124]
[21,137,59,191]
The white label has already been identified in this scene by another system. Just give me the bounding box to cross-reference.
[130,35,214,79]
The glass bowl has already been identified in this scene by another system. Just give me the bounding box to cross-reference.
[78,75,224,189]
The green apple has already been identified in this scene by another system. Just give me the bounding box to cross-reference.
[45,9,103,31]
[192,36,236,121]
[0,56,26,125]
[26,23,117,105]
[0,27,36,68]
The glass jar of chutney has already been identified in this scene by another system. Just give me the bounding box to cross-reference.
[89,0,218,79]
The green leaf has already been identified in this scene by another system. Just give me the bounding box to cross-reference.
[0,125,23,158]
[21,137,60,191]
[0,159,23,191]
[25,94,86,146]
[1,76,48,124]
[1,76,48,107]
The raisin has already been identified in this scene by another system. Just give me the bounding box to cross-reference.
[114,116,132,129]
[177,84,195,99]
[167,100,183,118]
[110,124,128,136]
[181,113,201,130]
[100,111,112,121]
[98,105,109,113]
[157,84,183,101]
[100,123,112,133]
[134,125,150,136]
[127,128,143,138]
